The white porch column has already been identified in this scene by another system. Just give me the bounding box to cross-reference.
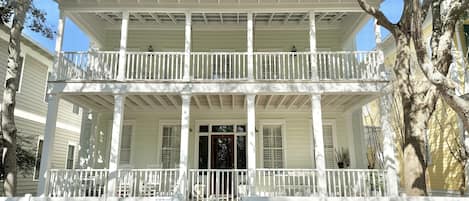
[52,10,65,81]
[380,92,399,196]
[107,95,126,196]
[178,94,191,199]
[246,94,256,195]
[311,94,326,196]
[37,94,60,196]
[183,12,192,81]
[309,11,318,81]
[374,19,385,77]
[117,11,129,81]
[247,12,254,81]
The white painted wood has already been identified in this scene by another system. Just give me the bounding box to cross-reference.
[189,169,248,200]
[37,95,61,196]
[117,11,129,81]
[53,11,66,81]
[178,94,191,199]
[48,169,109,197]
[255,169,318,196]
[184,12,192,81]
[380,92,398,196]
[309,11,318,81]
[107,94,126,196]
[49,82,388,95]
[311,94,326,197]
[247,12,254,81]
[246,94,256,195]
[374,19,384,79]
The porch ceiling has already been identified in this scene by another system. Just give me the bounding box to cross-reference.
[89,12,351,25]
[63,94,375,112]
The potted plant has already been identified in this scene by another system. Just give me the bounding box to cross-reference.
[335,148,350,168]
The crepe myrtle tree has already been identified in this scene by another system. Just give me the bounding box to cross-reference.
[358,0,468,196]
[0,0,53,196]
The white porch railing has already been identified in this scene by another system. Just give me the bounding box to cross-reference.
[254,52,312,80]
[255,169,318,197]
[190,52,248,80]
[116,169,179,197]
[317,51,381,81]
[125,52,185,80]
[188,169,248,201]
[325,169,388,197]
[47,169,108,197]
[46,168,388,198]
[53,51,385,82]
[57,51,119,81]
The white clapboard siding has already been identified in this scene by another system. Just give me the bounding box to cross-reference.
[0,38,82,196]
[93,110,349,170]
[103,29,343,51]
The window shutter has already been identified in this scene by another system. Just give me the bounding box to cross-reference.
[263,125,284,168]
[323,125,335,168]
[161,126,181,168]
[119,125,133,165]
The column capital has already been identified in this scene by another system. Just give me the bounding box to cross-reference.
[180,93,192,101]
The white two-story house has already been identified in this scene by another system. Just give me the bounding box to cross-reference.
[39,0,398,200]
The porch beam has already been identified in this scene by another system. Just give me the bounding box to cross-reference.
[37,95,60,196]
[218,95,223,109]
[311,94,326,197]
[117,11,129,81]
[309,11,318,81]
[193,95,201,109]
[107,94,126,196]
[276,95,287,110]
[206,95,213,109]
[246,94,256,195]
[178,93,191,199]
[183,11,191,81]
[380,92,399,195]
[247,12,254,81]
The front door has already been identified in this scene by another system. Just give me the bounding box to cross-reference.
[210,135,234,195]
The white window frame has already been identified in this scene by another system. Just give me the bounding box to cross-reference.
[194,120,247,170]
[259,119,287,168]
[158,120,182,169]
[33,136,44,181]
[65,142,78,169]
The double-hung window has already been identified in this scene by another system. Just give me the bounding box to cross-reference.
[161,125,181,168]
[34,139,44,180]
[66,145,76,169]
[262,125,284,168]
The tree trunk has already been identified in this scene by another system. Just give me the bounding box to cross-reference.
[393,33,438,195]
[2,0,31,196]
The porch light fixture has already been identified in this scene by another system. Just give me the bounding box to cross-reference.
[291,45,297,56]
[147,45,154,52]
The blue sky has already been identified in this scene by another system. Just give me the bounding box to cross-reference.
[27,0,403,52]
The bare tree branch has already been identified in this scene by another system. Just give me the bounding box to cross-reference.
[357,0,398,34]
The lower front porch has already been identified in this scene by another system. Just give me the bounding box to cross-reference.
[38,93,397,199]
[46,168,388,199]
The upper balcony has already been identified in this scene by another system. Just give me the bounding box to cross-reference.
[50,1,387,93]
[52,50,385,82]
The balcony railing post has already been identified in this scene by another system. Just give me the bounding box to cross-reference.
[247,12,254,81]
[184,11,192,81]
[309,11,318,81]
[117,11,129,81]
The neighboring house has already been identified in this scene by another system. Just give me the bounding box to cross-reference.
[39,0,399,200]
[0,25,83,195]
[362,18,469,195]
